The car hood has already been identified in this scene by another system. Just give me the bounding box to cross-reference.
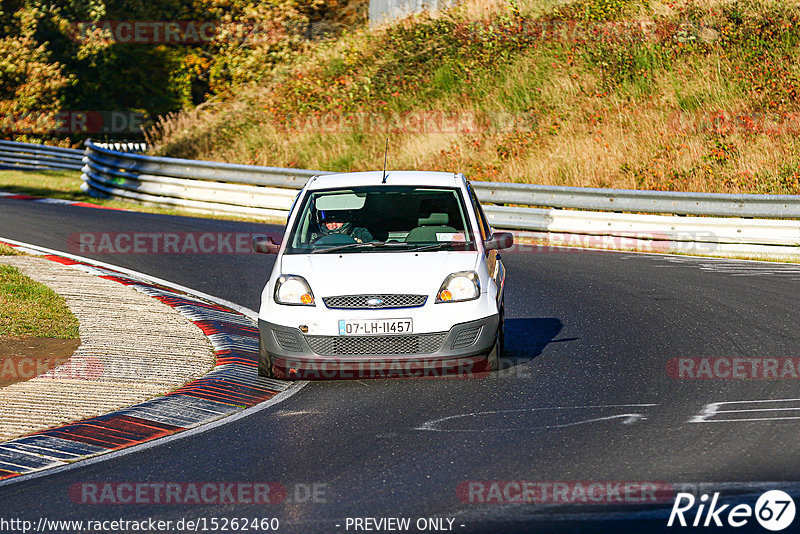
[279,251,480,297]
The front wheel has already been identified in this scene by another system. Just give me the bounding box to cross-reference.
[487,305,505,372]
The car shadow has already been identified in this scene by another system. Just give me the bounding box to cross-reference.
[501,317,571,369]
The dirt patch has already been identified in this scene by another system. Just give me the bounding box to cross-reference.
[0,337,81,387]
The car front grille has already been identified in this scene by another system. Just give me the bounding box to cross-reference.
[451,326,482,350]
[305,333,446,355]
[322,294,427,310]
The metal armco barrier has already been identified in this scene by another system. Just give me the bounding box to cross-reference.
[3,139,800,255]
[470,181,800,219]
[0,140,84,172]
[482,205,800,246]
[80,140,324,220]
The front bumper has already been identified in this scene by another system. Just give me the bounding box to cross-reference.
[259,315,499,379]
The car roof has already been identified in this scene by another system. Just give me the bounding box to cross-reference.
[306,171,462,190]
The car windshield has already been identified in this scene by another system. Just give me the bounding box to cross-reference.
[284,185,477,254]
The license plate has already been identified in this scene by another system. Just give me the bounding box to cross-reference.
[338,318,413,336]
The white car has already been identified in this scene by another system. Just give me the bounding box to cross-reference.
[253,171,512,379]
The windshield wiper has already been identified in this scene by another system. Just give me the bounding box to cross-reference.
[311,241,410,254]
[409,243,450,252]
[410,241,476,252]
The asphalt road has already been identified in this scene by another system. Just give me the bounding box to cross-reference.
[2,198,800,533]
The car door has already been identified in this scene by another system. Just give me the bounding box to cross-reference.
[466,183,506,307]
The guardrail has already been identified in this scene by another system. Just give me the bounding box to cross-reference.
[0,140,84,172]
[79,140,800,251]
[470,181,800,219]
[81,140,323,219]
[3,139,800,257]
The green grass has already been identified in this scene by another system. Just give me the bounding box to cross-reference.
[0,244,19,255]
[0,169,162,210]
[0,169,273,222]
[143,0,800,195]
[0,265,79,338]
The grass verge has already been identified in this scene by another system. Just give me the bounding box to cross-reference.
[0,244,19,256]
[0,169,270,222]
[146,0,800,195]
[0,264,80,338]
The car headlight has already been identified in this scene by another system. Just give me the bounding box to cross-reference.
[274,275,315,306]
[436,271,480,303]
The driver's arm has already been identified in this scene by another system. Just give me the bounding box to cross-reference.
[354,227,374,242]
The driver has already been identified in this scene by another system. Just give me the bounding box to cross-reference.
[313,209,374,243]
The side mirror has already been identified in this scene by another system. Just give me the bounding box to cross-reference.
[252,236,281,254]
[484,232,513,251]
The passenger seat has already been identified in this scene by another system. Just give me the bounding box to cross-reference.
[405,213,458,243]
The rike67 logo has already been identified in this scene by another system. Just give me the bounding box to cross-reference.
[668,490,796,531]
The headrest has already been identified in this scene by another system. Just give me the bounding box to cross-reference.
[418,212,449,226]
